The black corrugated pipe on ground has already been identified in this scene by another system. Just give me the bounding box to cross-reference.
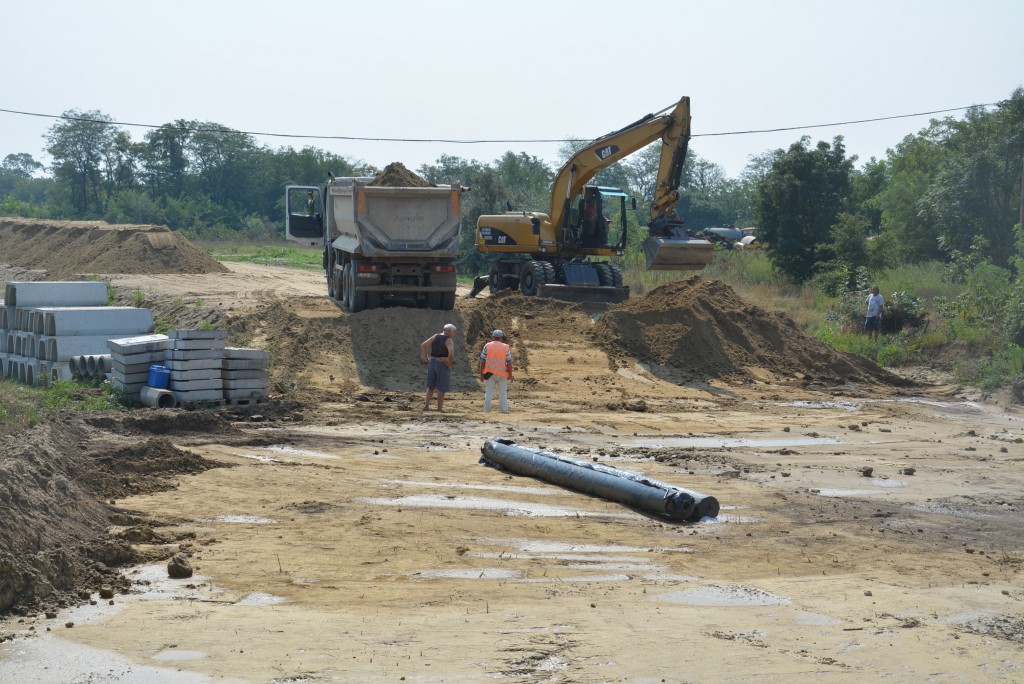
[480,439,719,522]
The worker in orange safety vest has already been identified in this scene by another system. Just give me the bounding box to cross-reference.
[478,329,513,413]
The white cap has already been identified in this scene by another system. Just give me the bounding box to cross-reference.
[492,330,503,338]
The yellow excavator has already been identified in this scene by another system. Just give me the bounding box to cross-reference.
[470,96,712,302]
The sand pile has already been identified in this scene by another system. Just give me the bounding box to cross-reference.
[0,218,228,279]
[367,162,435,188]
[593,277,904,386]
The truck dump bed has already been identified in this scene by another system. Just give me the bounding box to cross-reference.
[329,181,461,258]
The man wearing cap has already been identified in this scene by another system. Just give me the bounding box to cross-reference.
[421,323,456,411]
[479,329,513,414]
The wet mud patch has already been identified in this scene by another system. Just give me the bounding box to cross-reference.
[957,615,1024,643]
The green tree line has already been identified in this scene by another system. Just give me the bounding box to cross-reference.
[1,90,1021,284]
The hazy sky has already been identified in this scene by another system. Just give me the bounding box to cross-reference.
[1,0,1021,179]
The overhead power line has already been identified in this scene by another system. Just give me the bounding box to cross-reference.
[0,103,998,145]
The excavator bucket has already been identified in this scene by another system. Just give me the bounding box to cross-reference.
[642,236,714,271]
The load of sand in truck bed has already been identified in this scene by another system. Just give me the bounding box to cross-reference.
[367,162,435,188]
[0,218,227,279]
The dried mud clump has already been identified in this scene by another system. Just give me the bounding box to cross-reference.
[367,162,435,188]
[0,217,228,278]
[593,277,906,386]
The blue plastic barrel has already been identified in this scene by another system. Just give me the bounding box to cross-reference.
[148,364,170,389]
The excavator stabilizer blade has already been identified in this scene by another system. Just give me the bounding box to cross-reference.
[537,283,630,304]
[643,236,714,271]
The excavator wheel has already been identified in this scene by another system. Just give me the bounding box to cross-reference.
[594,263,614,286]
[488,265,502,294]
[520,260,544,296]
[540,261,556,284]
[609,264,624,287]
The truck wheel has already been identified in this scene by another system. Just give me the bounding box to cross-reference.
[440,292,456,310]
[341,263,353,310]
[327,252,338,299]
[520,260,543,296]
[609,264,624,287]
[426,292,443,309]
[350,271,367,313]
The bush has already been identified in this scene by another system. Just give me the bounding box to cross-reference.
[953,344,1024,389]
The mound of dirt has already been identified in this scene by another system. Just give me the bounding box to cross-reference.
[593,277,907,387]
[367,162,435,188]
[0,413,227,616]
[0,217,228,279]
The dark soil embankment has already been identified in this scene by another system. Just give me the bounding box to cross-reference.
[0,412,235,617]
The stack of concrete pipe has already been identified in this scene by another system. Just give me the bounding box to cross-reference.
[69,354,112,381]
[108,330,271,408]
[1,281,153,386]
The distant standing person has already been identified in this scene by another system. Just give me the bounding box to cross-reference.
[479,329,513,414]
[306,191,316,216]
[421,323,456,411]
[865,285,884,340]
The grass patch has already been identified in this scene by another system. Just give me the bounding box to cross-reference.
[200,242,323,271]
[0,377,125,436]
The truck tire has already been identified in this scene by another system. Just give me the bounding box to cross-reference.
[426,292,443,309]
[327,252,339,299]
[349,273,367,313]
[440,291,456,310]
[609,264,624,287]
[520,260,543,296]
[341,263,353,310]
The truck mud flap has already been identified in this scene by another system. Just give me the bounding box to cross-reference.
[643,236,714,271]
[537,283,630,303]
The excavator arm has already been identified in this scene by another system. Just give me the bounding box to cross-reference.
[548,97,692,230]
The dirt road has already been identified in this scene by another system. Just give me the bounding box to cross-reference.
[2,261,1023,683]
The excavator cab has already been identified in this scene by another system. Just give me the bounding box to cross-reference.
[574,186,624,250]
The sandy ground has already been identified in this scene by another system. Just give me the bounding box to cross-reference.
[2,263,1023,683]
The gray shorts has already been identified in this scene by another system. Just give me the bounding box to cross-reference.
[426,358,451,392]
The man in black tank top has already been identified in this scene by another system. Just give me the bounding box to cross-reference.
[420,323,456,411]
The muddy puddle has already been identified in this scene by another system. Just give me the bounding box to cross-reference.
[359,494,632,518]
[653,584,792,607]
[619,436,841,449]
[0,563,241,683]
[381,479,554,495]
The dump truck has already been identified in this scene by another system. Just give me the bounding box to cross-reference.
[285,173,464,312]
[470,96,712,303]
